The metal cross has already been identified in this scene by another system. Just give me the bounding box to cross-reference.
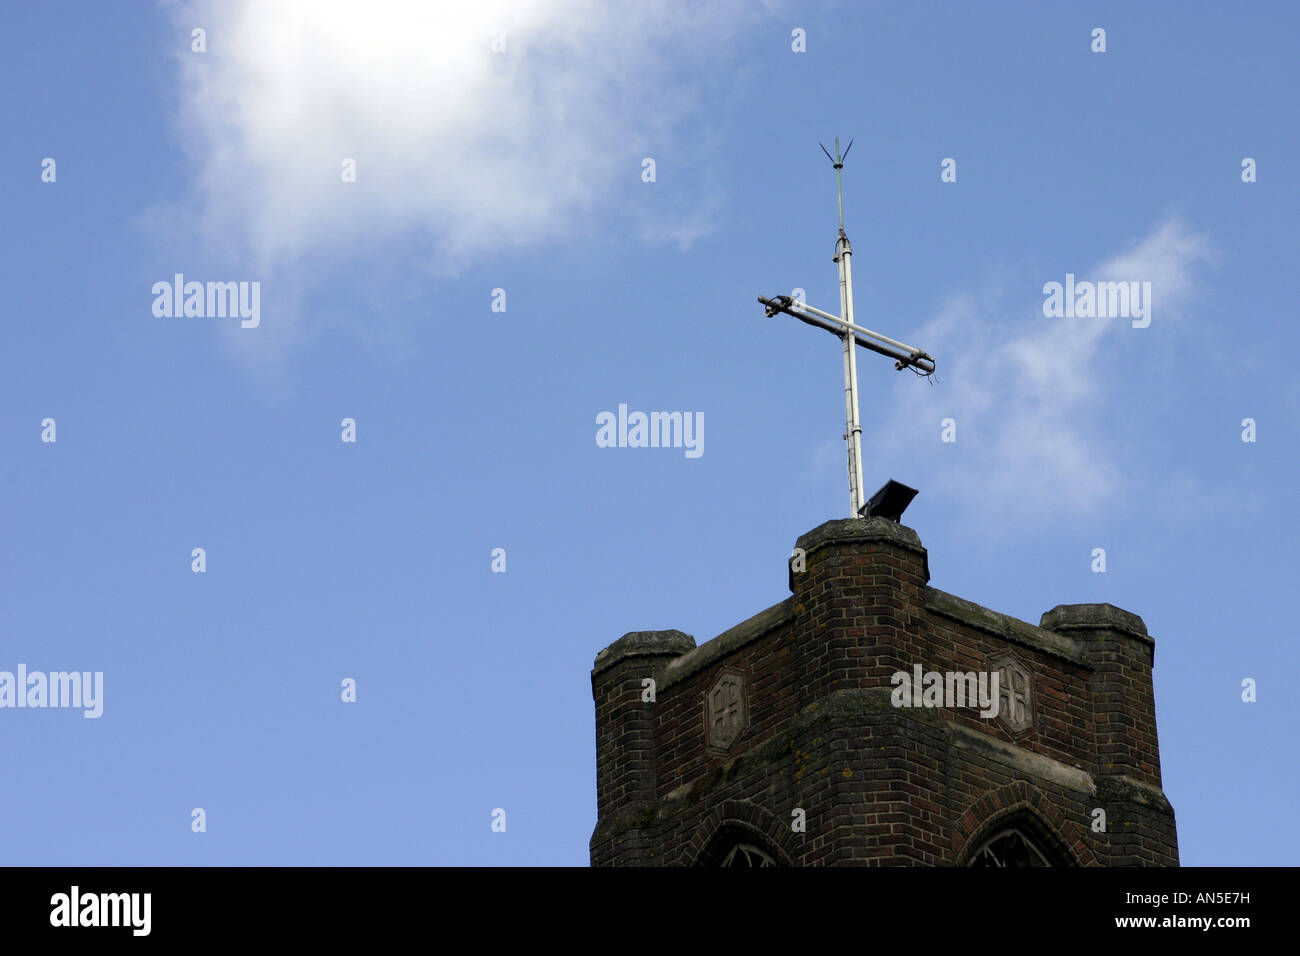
[757,138,935,518]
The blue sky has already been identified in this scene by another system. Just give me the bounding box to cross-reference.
[2,0,1296,866]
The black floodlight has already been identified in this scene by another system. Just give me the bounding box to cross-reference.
[859,479,918,522]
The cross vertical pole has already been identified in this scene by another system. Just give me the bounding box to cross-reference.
[830,138,865,517]
[837,228,865,518]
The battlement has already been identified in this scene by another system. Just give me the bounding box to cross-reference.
[591,518,1178,866]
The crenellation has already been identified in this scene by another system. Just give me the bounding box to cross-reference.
[591,519,1177,866]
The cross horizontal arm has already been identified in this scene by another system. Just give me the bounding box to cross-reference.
[757,295,935,375]
[791,301,927,357]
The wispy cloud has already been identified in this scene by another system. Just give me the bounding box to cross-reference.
[158,0,777,278]
[868,217,1213,524]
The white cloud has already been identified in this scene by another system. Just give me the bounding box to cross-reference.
[161,0,777,277]
[868,218,1212,524]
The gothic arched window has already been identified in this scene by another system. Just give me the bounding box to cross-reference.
[967,828,1053,867]
[718,842,778,867]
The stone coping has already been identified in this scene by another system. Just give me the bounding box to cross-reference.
[925,588,1088,666]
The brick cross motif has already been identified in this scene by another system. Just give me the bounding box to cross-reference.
[999,667,1031,727]
[711,678,742,734]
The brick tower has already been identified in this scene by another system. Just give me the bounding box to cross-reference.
[590,516,1178,866]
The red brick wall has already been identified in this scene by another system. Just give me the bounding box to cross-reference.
[590,518,1178,866]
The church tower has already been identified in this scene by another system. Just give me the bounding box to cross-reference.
[590,514,1178,866]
